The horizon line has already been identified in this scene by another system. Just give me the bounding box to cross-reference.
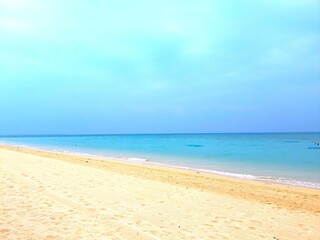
[0,131,319,138]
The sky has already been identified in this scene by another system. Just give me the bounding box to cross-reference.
[0,0,319,135]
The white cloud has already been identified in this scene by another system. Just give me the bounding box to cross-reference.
[0,18,34,33]
[264,34,320,66]
[0,0,41,34]
[0,0,34,9]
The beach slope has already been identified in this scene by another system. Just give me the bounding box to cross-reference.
[1,145,320,239]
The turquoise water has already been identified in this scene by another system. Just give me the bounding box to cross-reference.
[1,133,319,188]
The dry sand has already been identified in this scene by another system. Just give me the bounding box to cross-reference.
[1,144,320,239]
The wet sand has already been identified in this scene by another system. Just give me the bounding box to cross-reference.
[1,144,320,239]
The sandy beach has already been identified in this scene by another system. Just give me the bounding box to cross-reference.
[1,144,320,239]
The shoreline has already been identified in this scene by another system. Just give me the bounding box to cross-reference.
[1,142,319,190]
[1,143,320,213]
[1,143,320,239]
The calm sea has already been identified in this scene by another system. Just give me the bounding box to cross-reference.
[1,133,319,188]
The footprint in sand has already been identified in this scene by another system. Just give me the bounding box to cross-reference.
[0,228,10,234]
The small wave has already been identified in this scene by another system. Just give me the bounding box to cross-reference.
[256,176,320,189]
[145,163,320,189]
[201,170,320,189]
[193,168,257,179]
[127,157,148,163]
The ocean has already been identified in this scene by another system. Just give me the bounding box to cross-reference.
[1,133,319,189]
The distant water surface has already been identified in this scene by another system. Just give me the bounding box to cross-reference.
[1,133,319,188]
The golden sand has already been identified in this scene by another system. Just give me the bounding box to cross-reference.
[1,144,320,239]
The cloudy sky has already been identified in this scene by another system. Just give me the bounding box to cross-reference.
[0,0,319,134]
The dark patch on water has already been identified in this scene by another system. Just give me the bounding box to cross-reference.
[308,147,320,149]
[185,144,204,147]
[283,140,299,143]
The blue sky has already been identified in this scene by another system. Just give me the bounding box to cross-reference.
[0,0,319,134]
